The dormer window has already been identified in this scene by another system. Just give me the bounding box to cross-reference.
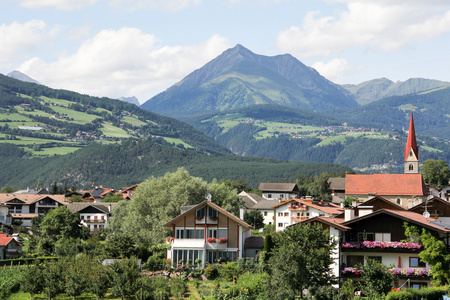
[208,207,217,218]
[196,207,205,218]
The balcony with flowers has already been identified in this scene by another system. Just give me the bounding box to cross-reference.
[206,237,227,250]
[342,267,431,278]
[288,204,307,211]
[341,241,423,253]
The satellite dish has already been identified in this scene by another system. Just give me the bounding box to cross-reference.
[423,211,430,219]
[205,192,212,201]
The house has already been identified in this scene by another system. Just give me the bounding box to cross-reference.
[339,209,450,289]
[0,233,22,260]
[79,187,116,203]
[328,177,346,203]
[0,204,11,226]
[0,194,69,226]
[258,183,299,200]
[163,200,253,266]
[409,196,450,225]
[239,191,277,225]
[67,202,118,231]
[272,198,343,231]
[120,184,138,200]
[344,173,427,208]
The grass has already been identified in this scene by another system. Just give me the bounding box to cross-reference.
[50,106,98,124]
[100,123,132,138]
[15,106,53,118]
[0,113,32,122]
[31,146,81,156]
[421,145,443,153]
[163,137,193,149]
[121,116,147,127]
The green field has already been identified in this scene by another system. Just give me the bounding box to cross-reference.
[122,115,147,127]
[422,145,443,153]
[32,146,81,156]
[100,123,133,138]
[163,137,193,149]
[0,113,32,121]
[50,106,98,124]
[15,106,53,118]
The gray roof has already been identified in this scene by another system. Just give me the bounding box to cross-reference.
[239,192,278,210]
[259,183,298,192]
[67,202,118,214]
[180,205,197,214]
[328,177,346,190]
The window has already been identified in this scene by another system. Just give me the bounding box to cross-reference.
[411,282,427,289]
[264,211,267,216]
[368,256,382,263]
[397,198,401,204]
[409,164,414,170]
[278,223,283,228]
[358,232,374,241]
[218,229,227,239]
[284,212,289,216]
[208,207,218,218]
[81,216,84,220]
[347,255,364,267]
[208,229,217,238]
[375,233,391,242]
[196,207,205,218]
[268,194,272,198]
[409,257,426,268]
[278,212,283,217]
[195,229,204,239]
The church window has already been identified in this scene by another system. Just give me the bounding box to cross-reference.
[396,198,401,204]
[409,164,414,171]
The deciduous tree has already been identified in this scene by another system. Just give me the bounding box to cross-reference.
[421,159,450,187]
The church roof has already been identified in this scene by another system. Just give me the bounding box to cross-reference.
[405,110,419,160]
[345,174,426,196]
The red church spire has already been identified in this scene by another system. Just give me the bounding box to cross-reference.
[404,108,418,160]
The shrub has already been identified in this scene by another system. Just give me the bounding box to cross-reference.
[218,262,239,281]
[205,265,218,279]
[385,286,450,300]
[170,277,186,299]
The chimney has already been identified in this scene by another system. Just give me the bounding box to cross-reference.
[239,208,245,220]
[340,202,344,209]
[345,208,355,222]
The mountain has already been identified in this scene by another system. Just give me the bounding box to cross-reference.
[7,70,40,85]
[188,104,450,173]
[141,44,358,118]
[335,85,450,140]
[118,96,140,106]
[342,77,450,105]
[0,73,231,157]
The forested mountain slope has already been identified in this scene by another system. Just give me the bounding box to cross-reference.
[141,44,358,118]
[342,78,450,105]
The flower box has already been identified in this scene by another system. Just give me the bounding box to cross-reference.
[206,237,216,243]
[209,216,217,221]
[218,238,228,244]
[196,216,204,221]
[342,267,431,277]
[341,241,422,250]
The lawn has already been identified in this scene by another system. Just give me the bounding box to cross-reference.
[31,146,82,156]
[122,115,147,127]
[0,113,32,122]
[15,106,53,118]
[50,106,99,124]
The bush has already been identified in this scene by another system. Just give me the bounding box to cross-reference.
[385,286,450,300]
[170,277,186,299]
[218,262,239,281]
[205,265,218,279]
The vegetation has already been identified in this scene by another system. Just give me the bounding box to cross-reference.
[421,159,450,187]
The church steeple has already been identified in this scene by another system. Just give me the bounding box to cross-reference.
[404,108,419,174]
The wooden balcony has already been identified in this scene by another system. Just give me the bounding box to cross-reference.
[291,216,309,222]
[83,219,106,223]
[288,206,307,211]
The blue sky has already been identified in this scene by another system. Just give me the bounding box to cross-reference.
[1,0,450,104]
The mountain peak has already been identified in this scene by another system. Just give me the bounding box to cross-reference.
[7,70,40,85]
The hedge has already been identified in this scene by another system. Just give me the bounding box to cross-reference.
[386,286,450,300]
[0,256,57,267]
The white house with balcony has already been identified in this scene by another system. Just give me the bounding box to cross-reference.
[68,203,118,231]
[0,204,11,226]
[0,194,68,226]
[163,200,253,266]
[272,198,343,231]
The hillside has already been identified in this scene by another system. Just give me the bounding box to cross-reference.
[141,44,358,118]
[0,141,353,189]
[189,105,450,172]
[342,77,450,105]
[0,74,231,157]
[335,86,450,139]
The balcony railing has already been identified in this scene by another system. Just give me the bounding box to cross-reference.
[288,205,307,211]
[342,267,431,278]
[291,216,309,222]
[82,219,106,223]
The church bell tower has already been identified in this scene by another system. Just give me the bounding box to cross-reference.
[404,109,419,174]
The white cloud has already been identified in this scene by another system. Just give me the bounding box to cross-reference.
[312,58,363,84]
[108,0,202,11]
[0,20,59,69]
[12,0,99,11]
[277,1,450,58]
[19,29,230,101]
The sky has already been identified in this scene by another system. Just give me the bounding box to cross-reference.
[2,0,450,104]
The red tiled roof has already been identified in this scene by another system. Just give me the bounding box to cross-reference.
[272,199,343,215]
[345,174,426,196]
[0,234,14,246]
[296,216,350,231]
[405,110,419,160]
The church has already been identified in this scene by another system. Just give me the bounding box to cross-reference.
[330,110,428,208]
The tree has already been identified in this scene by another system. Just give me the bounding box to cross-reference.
[102,193,124,202]
[243,210,264,229]
[0,186,15,193]
[109,257,141,300]
[358,258,395,299]
[105,233,137,258]
[21,261,45,300]
[269,223,337,299]
[108,168,241,247]
[421,159,450,187]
